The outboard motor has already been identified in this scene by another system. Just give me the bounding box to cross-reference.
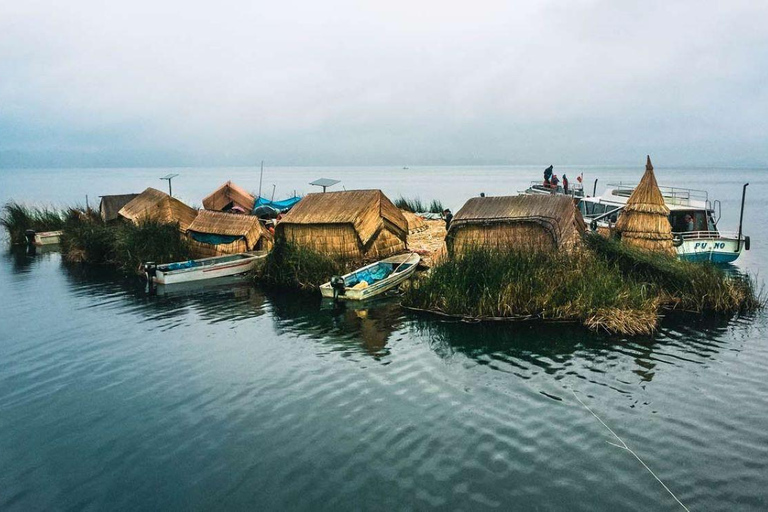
[24,229,36,246]
[330,275,346,300]
[143,261,158,293]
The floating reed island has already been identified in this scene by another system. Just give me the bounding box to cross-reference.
[403,169,761,334]
[1,159,761,335]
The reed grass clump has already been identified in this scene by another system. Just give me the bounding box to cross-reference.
[402,247,658,335]
[395,197,445,214]
[585,234,762,313]
[1,202,65,244]
[261,240,354,289]
[61,212,189,272]
[404,236,762,335]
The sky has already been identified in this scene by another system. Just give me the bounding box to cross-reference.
[1,0,767,168]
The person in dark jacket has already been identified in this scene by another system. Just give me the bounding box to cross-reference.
[563,174,569,194]
[443,209,453,230]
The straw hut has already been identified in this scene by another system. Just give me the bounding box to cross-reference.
[99,193,138,223]
[275,190,408,259]
[186,210,272,257]
[401,210,428,234]
[614,156,675,254]
[117,187,198,232]
[202,181,255,213]
[446,195,585,255]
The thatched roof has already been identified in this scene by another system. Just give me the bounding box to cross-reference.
[278,190,408,244]
[188,209,268,238]
[118,187,198,232]
[449,194,586,249]
[202,181,255,212]
[621,156,670,216]
[401,210,428,234]
[99,193,138,222]
[615,156,675,254]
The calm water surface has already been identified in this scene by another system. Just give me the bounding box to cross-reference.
[1,166,766,511]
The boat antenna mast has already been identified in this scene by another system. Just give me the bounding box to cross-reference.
[257,160,264,200]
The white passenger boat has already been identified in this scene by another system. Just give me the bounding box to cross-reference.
[144,251,267,285]
[580,183,750,264]
[320,253,421,300]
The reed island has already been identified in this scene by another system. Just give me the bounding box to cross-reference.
[2,158,761,335]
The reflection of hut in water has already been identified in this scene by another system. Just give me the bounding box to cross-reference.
[202,181,255,213]
[99,193,139,223]
[614,156,675,255]
[275,190,408,260]
[118,188,198,232]
[446,195,585,255]
[186,210,272,258]
[401,210,428,234]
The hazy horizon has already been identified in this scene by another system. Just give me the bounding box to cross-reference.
[2,1,767,169]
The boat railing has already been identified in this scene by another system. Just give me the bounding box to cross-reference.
[672,230,742,241]
[606,182,709,206]
[526,181,585,197]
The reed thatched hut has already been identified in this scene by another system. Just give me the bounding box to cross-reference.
[614,156,675,255]
[202,181,255,213]
[118,187,198,232]
[401,210,428,234]
[275,190,408,259]
[186,210,272,257]
[446,195,585,255]
[99,193,138,223]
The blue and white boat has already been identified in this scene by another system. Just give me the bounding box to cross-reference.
[579,183,750,264]
[320,253,421,300]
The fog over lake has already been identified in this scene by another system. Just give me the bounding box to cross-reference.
[2,1,767,168]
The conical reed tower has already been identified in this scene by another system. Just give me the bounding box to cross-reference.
[614,156,675,255]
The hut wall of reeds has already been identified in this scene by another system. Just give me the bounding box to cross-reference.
[99,194,139,223]
[202,181,255,212]
[186,210,272,258]
[614,156,675,255]
[446,195,586,255]
[117,187,198,232]
[275,190,408,260]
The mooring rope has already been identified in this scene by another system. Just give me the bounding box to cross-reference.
[571,390,690,512]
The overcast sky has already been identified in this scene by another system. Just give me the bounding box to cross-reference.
[1,1,767,168]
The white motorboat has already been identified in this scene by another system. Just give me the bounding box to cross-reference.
[25,229,63,246]
[144,251,267,285]
[320,253,421,301]
[580,183,750,264]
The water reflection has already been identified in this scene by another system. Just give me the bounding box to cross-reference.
[60,262,268,324]
[267,291,404,359]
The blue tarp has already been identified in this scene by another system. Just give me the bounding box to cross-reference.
[189,231,243,245]
[254,196,302,212]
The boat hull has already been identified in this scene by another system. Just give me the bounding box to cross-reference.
[676,238,743,264]
[33,230,63,246]
[152,253,266,285]
[320,253,420,301]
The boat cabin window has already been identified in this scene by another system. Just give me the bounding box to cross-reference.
[669,210,711,232]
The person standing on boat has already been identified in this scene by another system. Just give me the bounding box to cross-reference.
[544,165,553,187]
[562,174,569,194]
[551,174,560,190]
[685,214,694,232]
[443,209,453,230]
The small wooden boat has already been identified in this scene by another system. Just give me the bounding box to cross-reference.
[25,229,63,246]
[144,251,267,285]
[320,253,420,301]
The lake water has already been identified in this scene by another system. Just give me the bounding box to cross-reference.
[1,165,766,511]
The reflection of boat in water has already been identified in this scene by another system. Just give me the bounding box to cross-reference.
[144,251,267,285]
[580,183,750,263]
[320,253,420,300]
